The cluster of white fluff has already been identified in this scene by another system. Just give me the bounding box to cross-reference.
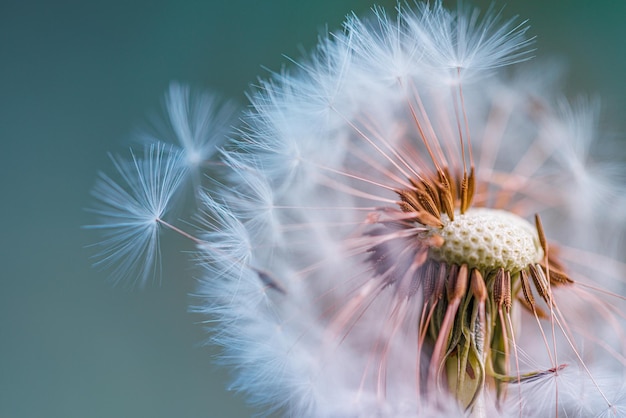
[87,2,626,417]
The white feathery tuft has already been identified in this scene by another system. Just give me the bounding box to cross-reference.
[85,143,187,288]
[406,2,534,84]
[346,6,421,85]
[162,83,238,168]
[138,82,239,196]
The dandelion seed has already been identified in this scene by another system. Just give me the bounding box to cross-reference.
[139,83,239,195]
[86,1,626,416]
[85,144,187,288]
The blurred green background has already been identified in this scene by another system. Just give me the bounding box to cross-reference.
[1,1,624,417]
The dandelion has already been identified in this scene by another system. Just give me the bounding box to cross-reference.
[87,1,626,416]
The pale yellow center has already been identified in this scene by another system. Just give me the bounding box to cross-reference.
[428,208,543,272]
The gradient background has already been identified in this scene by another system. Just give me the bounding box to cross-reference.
[1,1,625,417]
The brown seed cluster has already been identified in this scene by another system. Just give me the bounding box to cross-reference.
[394,170,573,316]
[396,168,475,228]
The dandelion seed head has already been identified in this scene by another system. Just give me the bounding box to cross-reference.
[182,3,624,414]
[86,1,626,416]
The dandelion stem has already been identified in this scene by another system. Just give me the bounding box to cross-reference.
[156,218,202,244]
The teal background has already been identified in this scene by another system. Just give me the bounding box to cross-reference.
[1,1,624,417]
